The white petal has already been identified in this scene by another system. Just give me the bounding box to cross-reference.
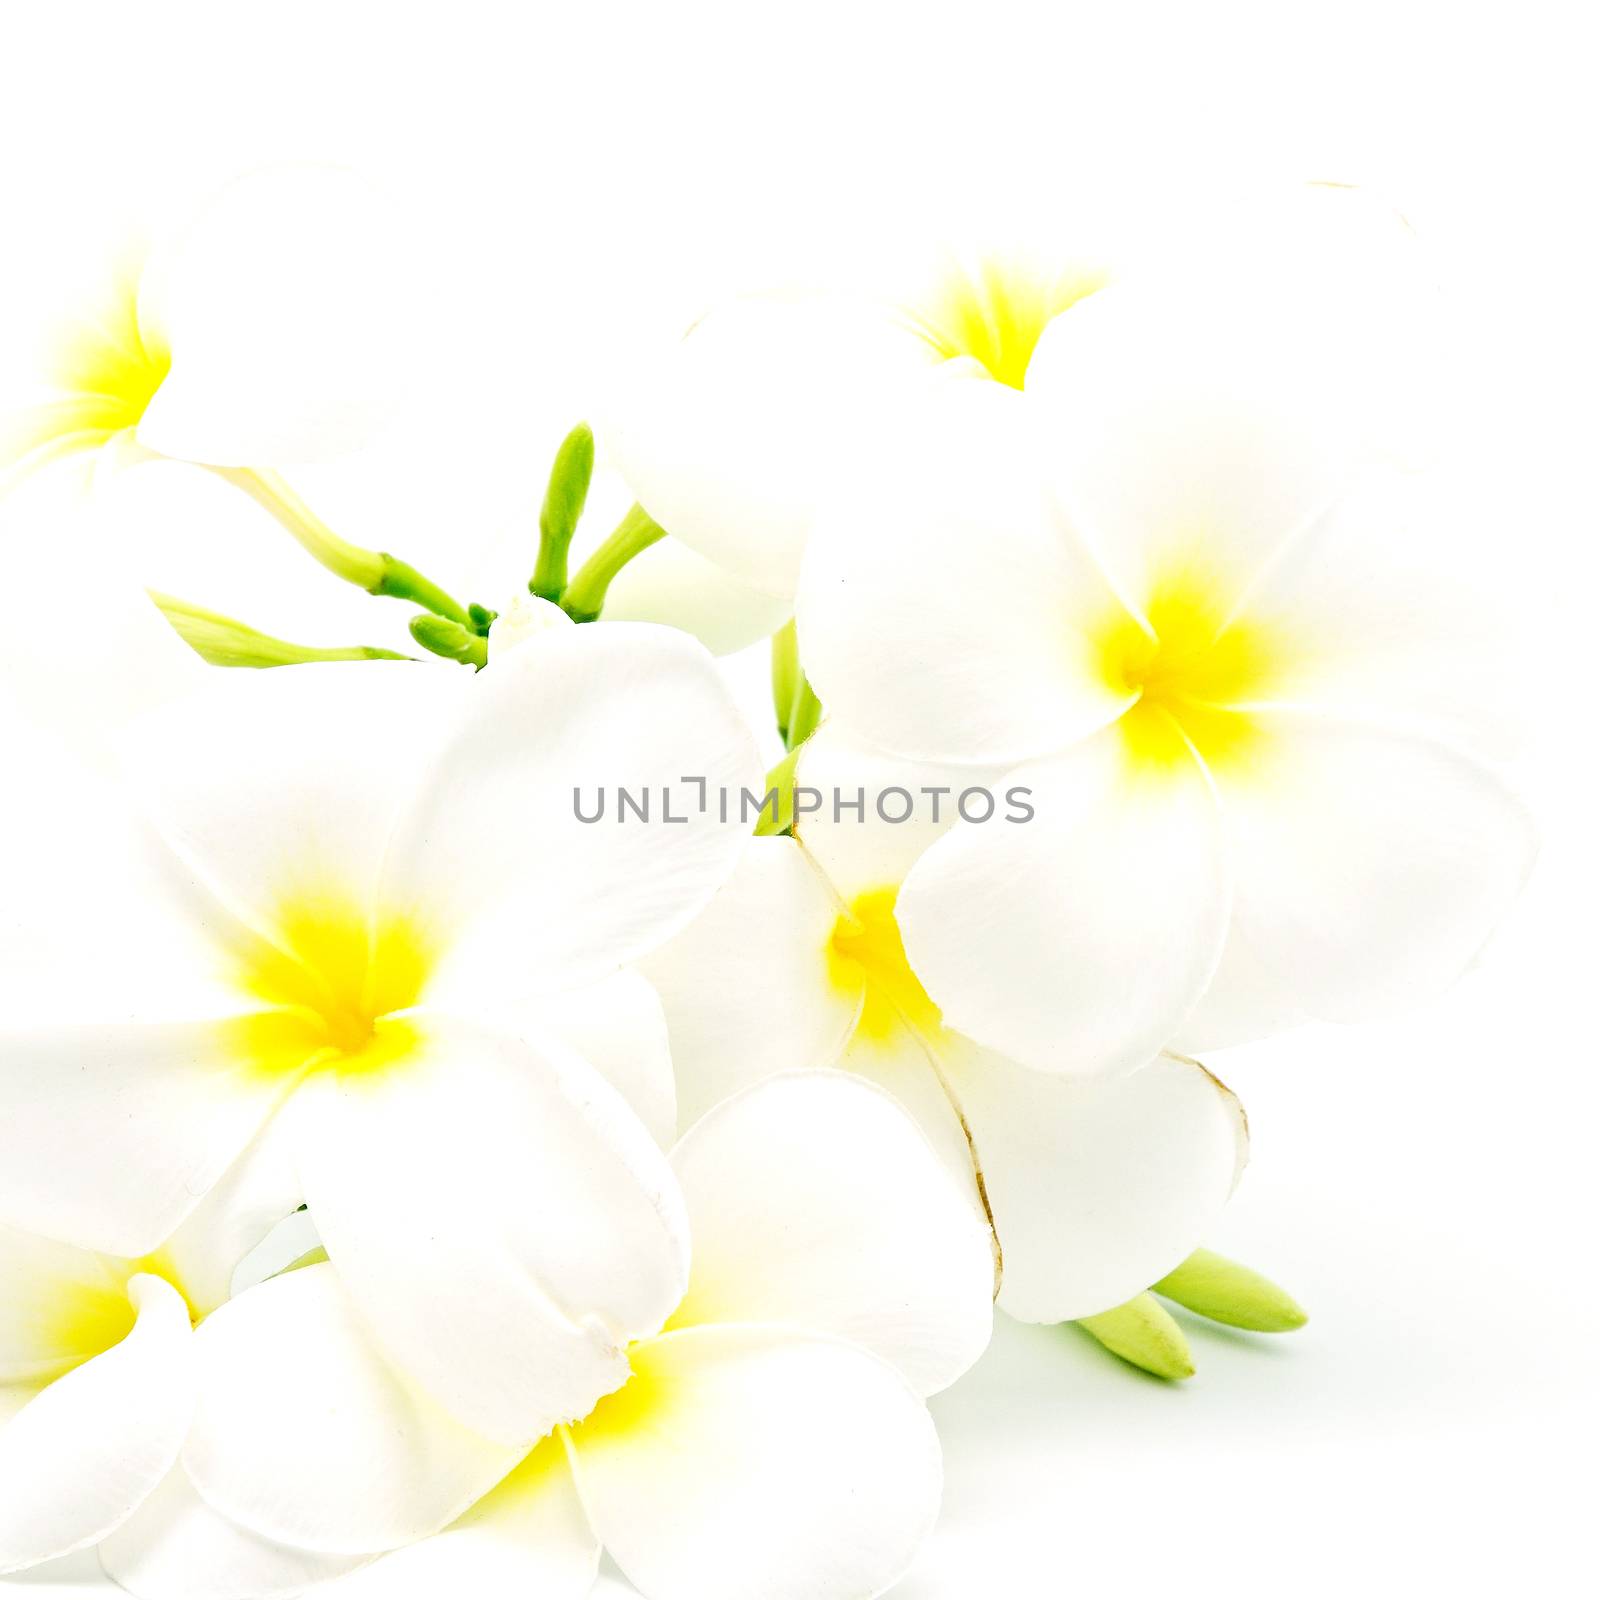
[1026,280,1356,623]
[1223,469,1526,760]
[317,1438,597,1600]
[121,658,464,938]
[293,1016,689,1446]
[539,969,678,1147]
[1171,923,1310,1053]
[137,167,421,466]
[790,721,1005,902]
[389,622,760,1007]
[183,1263,521,1555]
[600,531,794,656]
[1219,716,1536,1022]
[603,293,943,597]
[100,1468,370,1600]
[0,1275,194,1574]
[0,1021,296,1256]
[640,836,855,1132]
[668,1072,992,1396]
[156,1111,306,1319]
[568,1325,941,1600]
[898,729,1230,1077]
[942,1043,1249,1321]
[796,377,1129,765]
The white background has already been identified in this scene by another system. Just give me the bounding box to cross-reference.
[2,4,1595,1596]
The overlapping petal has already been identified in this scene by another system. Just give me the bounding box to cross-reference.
[182,1264,522,1555]
[797,378,1129,766]
[0,1275,194,1574]
[668,1071,993,1396]
[938,1043,1249,1321]
[899,727,1230,1078]
[604,294,943,597]
[101,1468,370,1600]
[568,1324,941,1600]
[292,1016,689,1447]
[316,1439,598,1600]
[641,836,854,1130]
[386,622,761,1009]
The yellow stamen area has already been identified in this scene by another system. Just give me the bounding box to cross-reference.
[913,258,1109,389]
[40,1255,199,1381]
[48,264,171,439]
[41,1273,139,1376]
[827,886,942,1042]
[565,1341,671,1448]
[1093,567,1283,774]
[228,891,435,1080]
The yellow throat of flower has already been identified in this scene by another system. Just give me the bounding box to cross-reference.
[49,264,172,440]
[229,891,435,1079]
[914,257,1109,389]
[1093,568,1282,773]
[827,886,942,1042]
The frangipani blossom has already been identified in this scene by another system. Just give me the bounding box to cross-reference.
[643,726,1249,1324]
[603,186,1439,601]
[0,620,761,1546]
[0,1134,300,1576]
[601,265,1101,600]
[102,1072,993,1600]
[1,166,409,484]
[795,285,1536,1074]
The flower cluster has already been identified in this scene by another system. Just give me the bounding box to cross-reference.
[0,172,1534,1598]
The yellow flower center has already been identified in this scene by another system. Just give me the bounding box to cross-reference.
[51,265,172,437]
[913,257,1108,389]
[229,892,435,1079]
[1093,569,1282,772]
[39,1255,198,1382]
[827,886,942,1041]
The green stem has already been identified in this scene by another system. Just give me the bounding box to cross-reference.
[1076,1293,1195,1380]
[1151,1248,1308,1332]
[529,422,595,603]
[754,745,803,837]
[213,466,473,626]
[152,591,410,668]
[561,502,666,622]
[771,620,799,744]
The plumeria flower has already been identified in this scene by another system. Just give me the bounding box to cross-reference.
[794,283,1536,1075]
[602,186,1439,601]
[0,620,760,1547]
[0,1137,300,1576]
[1,166,408,484]
[643,725,1250,1325]
[99,1071,994,1600]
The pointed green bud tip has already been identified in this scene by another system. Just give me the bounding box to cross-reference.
[1076,1292,1196,1381]
[531,421,597,602]
[409,613,487,669]
[467,602,498,635]
[1152,1248,1308,1333]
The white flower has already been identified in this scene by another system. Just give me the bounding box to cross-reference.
[793,284,1537,1074]
[642,725,1250,1325]
[100,1072,994,1600]
[0,1136,300,1575]
[1,166,409,483]
[601,186,1438,601]
[0,620,760,1547]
